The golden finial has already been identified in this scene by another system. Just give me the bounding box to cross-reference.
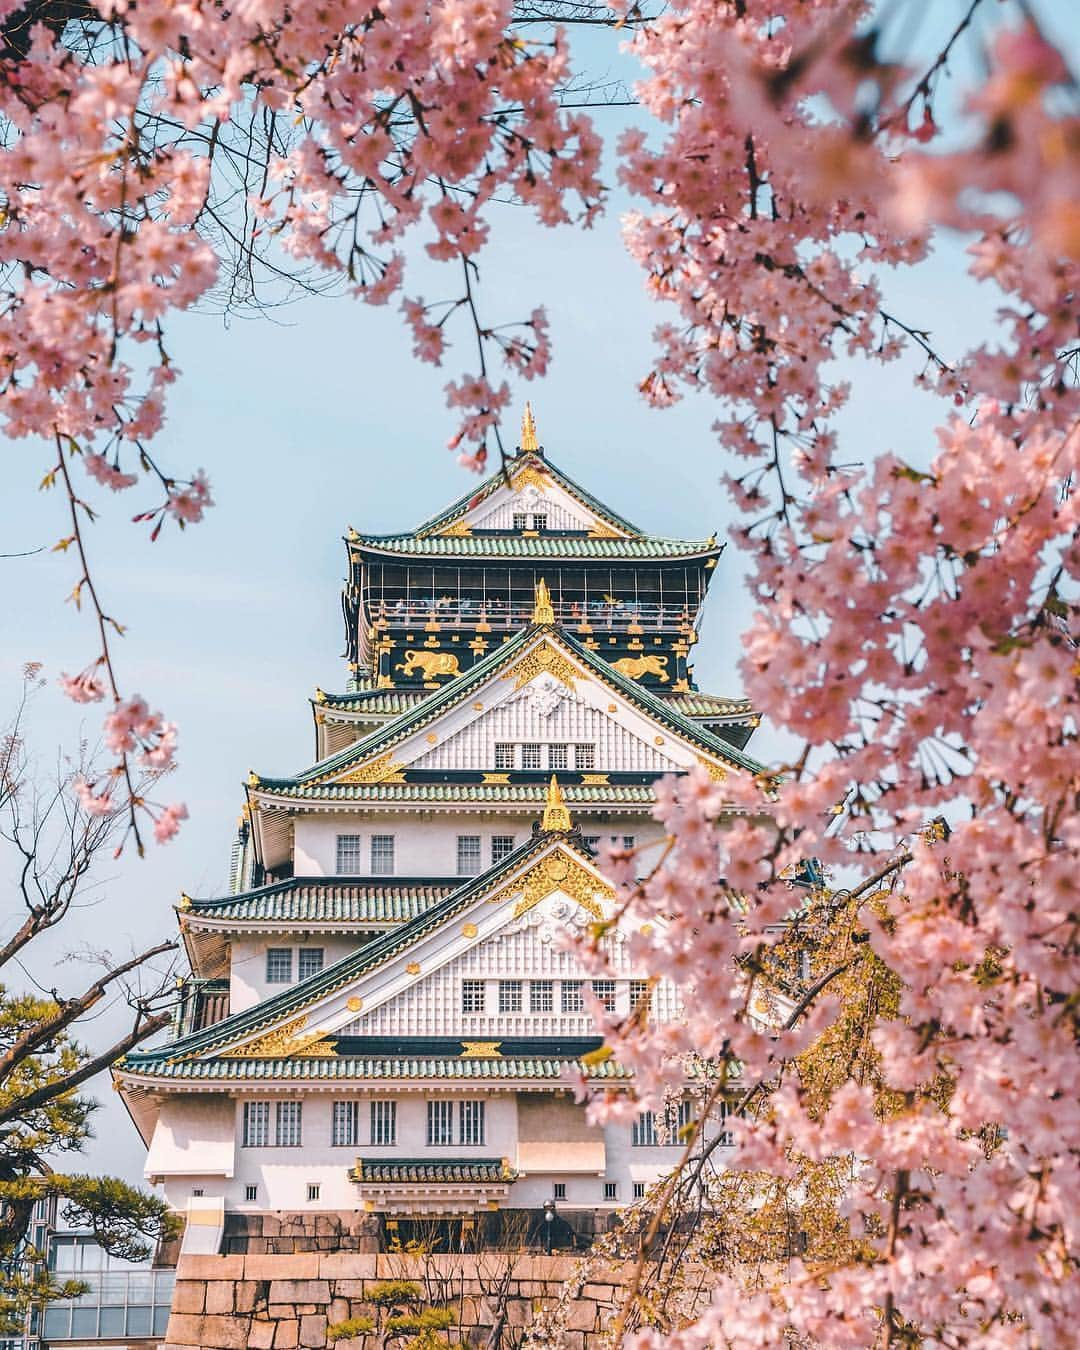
[314,687,327,705]
[532,577,555,625]
[541,775,572,832]
[247,770,260,788]
[520,402,539,453]
[178,892,192,911]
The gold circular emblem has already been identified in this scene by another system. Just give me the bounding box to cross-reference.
[655,736,665,745]
[545,855,570,883]
[462,923,478,939]
[406,962,421,975]
[537,646,553,665]
[346,996,363,1012]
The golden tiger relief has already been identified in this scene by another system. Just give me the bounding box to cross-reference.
[611,653,670,683]
[396,650,461,679]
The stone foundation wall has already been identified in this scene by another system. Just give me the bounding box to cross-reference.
[163,1251,637,1349]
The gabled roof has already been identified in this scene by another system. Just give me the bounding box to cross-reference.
[257,623,766,795]
[408,449,643,540]
[347,534,720,559]
[123,829,609,1068]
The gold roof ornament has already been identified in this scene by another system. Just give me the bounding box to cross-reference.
[541,775,572,832]
[520,401,539,453]
[531,577,555,625]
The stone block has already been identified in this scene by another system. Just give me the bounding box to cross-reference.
[205,1280,236,1314]
[566,1301,600,1332]
[234,1280,263,1313]
[170,1281,206,1315]
[331,1279,368,1297]
[199,1313,254,1349]
[273,1319,300,1348]
[164,1313,204,1345]
[320,1252,378,1278]
[506,1298,531,1327]
[300,1313,328,1347]
[269,1279,331,1304]
[583,1282,617,1302]
[329,1297,350,1324]
[246,1254,321,1280]
[176,1254,245,1281]
[247,1321,277,1350]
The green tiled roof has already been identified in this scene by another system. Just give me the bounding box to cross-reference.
[350,1158,515,1184]
[318,689,426,715]
[118,1054,630,1082]
[408,450,644,539]
[182,878,456,925]
[350,534,718,559]
[667,693,753,719]
[259,624,765,793]
[254,782,657,804]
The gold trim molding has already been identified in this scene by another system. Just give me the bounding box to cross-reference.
[221,1014,335,1060]
[503,640,579,692]
[488,848,609,921]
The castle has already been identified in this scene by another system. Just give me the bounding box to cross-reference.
[114,408,762,1256]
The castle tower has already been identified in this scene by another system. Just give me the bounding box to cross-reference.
[115,411,762,1255]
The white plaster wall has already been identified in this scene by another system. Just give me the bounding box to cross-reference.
[292,813,664,880]
[146,1097,235,1179]
[153,1090,733,1215]
[229,936,360,1013]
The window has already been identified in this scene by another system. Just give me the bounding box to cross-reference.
[307,1183,320,1202]
[521,742,542,770]
[460,1099,485,1146]
[592,979,617,1013]
[242,1101,270,1148]
[632,1112,658,1147]
[798,950,812,982]
[670,1099,694,1144]
[530,979,554,1013]
[457,835,481,875]
[629,979,651,1010]
[604,1182,618,1201]
[498,979,523,1013]
[553,1182,567,1201]
[718,1099,736,1147]
[548,743,568,771]
[428,1100,454,1146]
[298,948,324,980]
[561,980,584,1013]
[494,743,515,771]
[622,835,636,850]
[370,1100,397,1146]
[532,513,548,532]
[370,835,395,875]
[491,834,515,864]
[332,1101,359,1147]
[633,1182,646,1199]
[244,1185,258,1202]
[583,835,600,853]
[461,979,486,1014]
[276,1101,303,1148]
[513,513,527,531]
[265,948,292,984]
[336,833,362,874]
[191,1188,204,1197]
[574,744,596,770]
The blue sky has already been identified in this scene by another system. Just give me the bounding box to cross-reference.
[0,1,1072,1182]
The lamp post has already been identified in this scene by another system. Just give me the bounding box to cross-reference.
[542,1198,556,1254]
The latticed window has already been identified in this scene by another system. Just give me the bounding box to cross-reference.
[521,743,542,770]
[561,981,584,1013]
[331,1101,359,1147]
[498,980,523,1013]
[632,1112,658,1147]
[242,1101,270,1148]
[532,513,548,532]
[265,948,292,984]
[583,835,600,853]
[428,1100,454,1146]
[604,1182,618,1201]
[633,1182,646,1199]
[530,980,554,1013]
[298,948,324,980]
[622,835,636,849]
[370,1100,396,1146]
[548,743,568,771]
[307,1183,320,1202]
[592,979,617,1013]
[336,834,362,873]
[370,835,395,875]
[491,835,515,864]
[718,1098,736,1146]
[574,744,596,770]
[629,979,651,1011]
[457,835,481,875]
[460,1100,485,1146]
[461,980,486,1014]
[512,513,527,531]
[553,1183,566,1201]
[494,743,514,770]
[276,1102,303,1147]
